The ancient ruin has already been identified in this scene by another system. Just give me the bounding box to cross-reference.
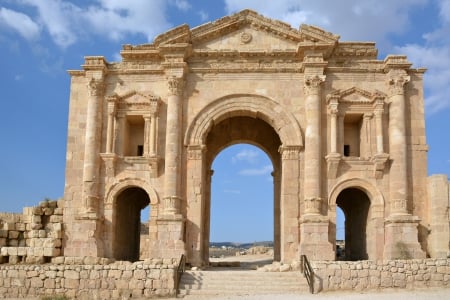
[1,9,449,283]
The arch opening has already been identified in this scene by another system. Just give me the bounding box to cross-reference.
[204,116,282,265]
[336,188,370,261]
[113,187,150,262]
[210,144,274,263]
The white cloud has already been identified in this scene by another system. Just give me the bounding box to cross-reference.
[172,0,191,12]
[231,149,259,164]
[239,164,273,176]
[198,10,209,21]
[0,7,40,41]
[11,0,189,48]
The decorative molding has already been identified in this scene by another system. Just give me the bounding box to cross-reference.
[100,153,118,178]
[304,197,322,214]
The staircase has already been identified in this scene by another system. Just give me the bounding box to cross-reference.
[178,268,310,297]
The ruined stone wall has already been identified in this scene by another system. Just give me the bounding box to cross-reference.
[0,200,63,264]
[313,258,450,292]
[0,257,177,299]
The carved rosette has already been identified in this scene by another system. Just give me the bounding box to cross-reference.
[388,74,410,96]
[304,197,322,214]
[88,78,105,97]
[187,145,206,160]
[167,76,185,96]
[304,75,325,96]
[279,145,302,160]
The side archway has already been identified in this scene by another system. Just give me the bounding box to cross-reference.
[329,178,385,260]
[104,178,160,260]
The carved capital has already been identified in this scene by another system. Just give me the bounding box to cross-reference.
[304,75,325,96]
[388,74,410,96]
[167,76,185,96]
[88,78,105,97]
[187,145,206,160]
[279,145,302,160]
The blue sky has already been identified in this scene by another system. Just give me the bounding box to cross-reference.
[1,0,449,243]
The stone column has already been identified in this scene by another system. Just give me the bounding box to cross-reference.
[82,78,105,214]
[374,107,384,154]
[105,95,117,154]
[383,64,424,259]
[388,72,410,215]
[303,75,325,214]
[149,112,157,156]
[143,115,151,157]
[163,76,185,215]
[325,96,341,179]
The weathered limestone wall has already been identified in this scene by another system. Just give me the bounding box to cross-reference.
[0,200,63,264]
[0,257,177,299]
[427,175,450,258]
[313,258,450,292]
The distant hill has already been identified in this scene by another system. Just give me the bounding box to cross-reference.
[210,241,273,249]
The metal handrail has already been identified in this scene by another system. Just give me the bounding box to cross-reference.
[175,254,186,295]
[300,254,314,294]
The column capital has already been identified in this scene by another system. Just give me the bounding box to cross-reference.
[278,145,302,160]
[304,75,325,96]
[387,72,410,96]
[167,76,185,96]
[87,78,105,97]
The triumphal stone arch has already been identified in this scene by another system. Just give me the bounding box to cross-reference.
[63,10,449,266]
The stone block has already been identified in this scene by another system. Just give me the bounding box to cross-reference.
[8,239,18,247]
[0,229,7,238]
[49,215,63,223]
[43,207,54,216]
[0,238,6,246]
[44,247,60,257]
[8,230,20,239]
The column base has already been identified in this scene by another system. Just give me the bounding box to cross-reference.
[383,214,425,259]
[299,215,334,260]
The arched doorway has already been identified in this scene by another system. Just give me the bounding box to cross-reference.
[336,188,370,261]
[210,144,274,262]
[113,187,150,261]
[204,116,282,263]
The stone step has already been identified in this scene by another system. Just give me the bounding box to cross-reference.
[178,269,310,296]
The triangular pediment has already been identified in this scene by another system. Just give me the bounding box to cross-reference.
[153,9,339,47]
[328,87,386,104]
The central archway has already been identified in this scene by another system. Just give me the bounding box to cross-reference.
[205,117,281,263]
[184,95,303,266]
